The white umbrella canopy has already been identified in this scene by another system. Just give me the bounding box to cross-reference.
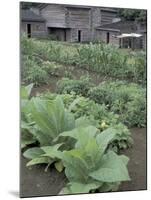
[117,33,142,38]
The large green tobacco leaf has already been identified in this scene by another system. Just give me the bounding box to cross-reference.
[59,127,130,194]
[41,143,63,159]
[60,182,101,194]
[61,127,117,182]
[21,121,37,148]
[21,131,36,149]
[75,116,98,128]
[26,157,52,167]
[30,96,75,142]
[96,128,117,155]
[99,182,120,192]
[89,151,130,182]
[62,149,89,182]
[60,125,98,149]
[21,83,34,99]
[23,147,44,159]
[54,161,64,172]
[23,144,63,167]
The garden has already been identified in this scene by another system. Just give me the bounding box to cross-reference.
[20,36,147,197]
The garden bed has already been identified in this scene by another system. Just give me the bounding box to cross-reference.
[20,37,147,197]
[20,128,146,197]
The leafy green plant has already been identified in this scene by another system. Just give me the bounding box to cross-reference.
[22,96,75,146]
[21,55,49,86]
[21,85,131,193]
[58,126,130,194]
[88,81,146,127]
[57,76,94,96]
[21,36,146,84]
[41,61,63,76]
[37,92,133,151]
[23,125,130,193]
[21,84,38,148]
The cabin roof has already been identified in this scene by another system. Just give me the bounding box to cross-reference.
[21,9,45,22]
[96,20,147,33]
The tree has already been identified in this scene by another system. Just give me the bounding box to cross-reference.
[117,8,147,22]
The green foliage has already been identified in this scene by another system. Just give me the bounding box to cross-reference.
[21,85,131,193]
[108,123,133,152]
[21,84,37,148]
[23,96,75,146]
[59,126,130,194]
[21,37,146,85]
[38,92,133,151]
[57,76,94,96]
[74,43,146,84]
[21,83,34,99]
[41,61,63,76]
[117,8,147,22]
[88,81,146,127]
[21,55,49,86]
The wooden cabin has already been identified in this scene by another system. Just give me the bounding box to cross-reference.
[96,20,147,49]
[21,3,117,42]
[20,3,146,49]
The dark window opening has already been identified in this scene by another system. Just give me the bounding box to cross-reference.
[78,30,81,42]
[48,28,68,41]
[106,32,110,44]
[27,24,31,38]
[64,29,67,41]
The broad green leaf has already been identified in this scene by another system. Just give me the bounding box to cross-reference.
[30,97,75,142]
[99,182,120,192]
[21,83,34,99]
[26,157,52,167]
[41,143,63,159]
[75,117,94,128]
[96,128,116,155]
[89,151,130,182]
[54,161,64,172]
[60,182,101,194]
[60,126,98,149]
[21,130,36,149]
[62,150,89,182]
[119,155,129,166]
[84,138,102,170]
[23,147,44,159]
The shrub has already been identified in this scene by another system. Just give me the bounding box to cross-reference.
[57,76,94,96]
[88,81,146,127]
[22,56,49,86]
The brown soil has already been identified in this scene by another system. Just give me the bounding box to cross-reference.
[20,128,147,197]
[31,65,115,97]
[119,127,147,192]
[20,157,67,198]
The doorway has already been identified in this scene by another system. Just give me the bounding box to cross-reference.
[106,32,110,44]
[27,24,31,38]
[78,30,81,42]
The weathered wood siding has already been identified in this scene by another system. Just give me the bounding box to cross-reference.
[96,30,119,46]
[67,8,91,29]
[70,28,91,42]
[40,4,66,28]
[101,10,117,25]
[21,22,47,38]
